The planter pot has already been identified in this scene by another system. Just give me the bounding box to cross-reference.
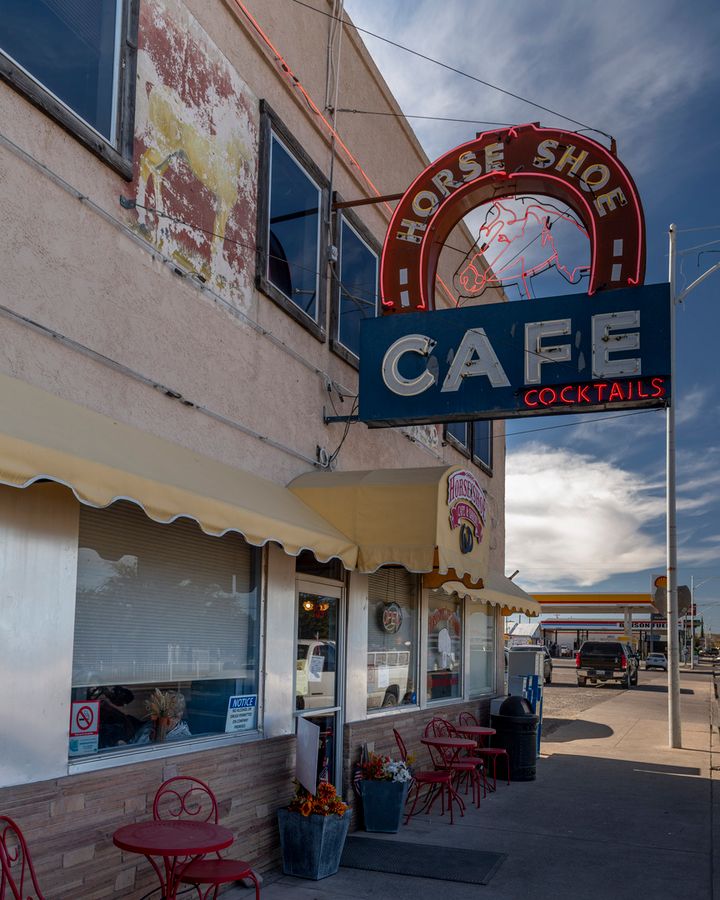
[277,808,351,880]
[359,780,409,833]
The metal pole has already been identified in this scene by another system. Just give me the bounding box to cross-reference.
[690,575,695,670]
[667,223,682,747]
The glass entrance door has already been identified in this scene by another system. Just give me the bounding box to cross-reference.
[295,578,344,788]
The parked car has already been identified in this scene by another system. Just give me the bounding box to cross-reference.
[700,647,719,658]
[575,641,639,688]
[645,652,668,671]
[508,644,553,684]
[560,646,571,658]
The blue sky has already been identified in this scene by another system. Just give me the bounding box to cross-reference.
[342,0,720,627]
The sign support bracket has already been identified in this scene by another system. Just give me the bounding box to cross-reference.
[323,406,359,425]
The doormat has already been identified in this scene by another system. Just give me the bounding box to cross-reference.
[340,835,506,885]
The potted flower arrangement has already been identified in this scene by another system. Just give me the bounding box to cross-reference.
[277,781,351,880]
[358,752,412,833]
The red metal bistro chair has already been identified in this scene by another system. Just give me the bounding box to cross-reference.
[153,776,260,900]
[0,816,46,900]
[393,728,455,824]
[458,711,510,790]
[423,718,484,808]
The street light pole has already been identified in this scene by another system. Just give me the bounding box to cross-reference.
[667,224,681,748]
[666,224,720,747]
[690,575,695,670]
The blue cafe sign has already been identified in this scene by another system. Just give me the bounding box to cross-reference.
[358,283,671,426]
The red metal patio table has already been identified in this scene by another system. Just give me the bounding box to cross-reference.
[421,735,478,818]
[113,819,234,899]
[455,724,508,791]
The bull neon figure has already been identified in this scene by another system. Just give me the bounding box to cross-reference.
[454,199,590,301]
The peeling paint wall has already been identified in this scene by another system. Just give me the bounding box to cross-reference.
[129,0,258,308]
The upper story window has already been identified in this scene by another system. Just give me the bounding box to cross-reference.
[257,103,328,340]
[0,0,138,179]
[445,420,493,473]
[332,215,378,365]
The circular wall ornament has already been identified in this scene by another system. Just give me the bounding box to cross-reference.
[380,602,404,634]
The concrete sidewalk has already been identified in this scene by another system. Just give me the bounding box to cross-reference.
[227,668,717,900]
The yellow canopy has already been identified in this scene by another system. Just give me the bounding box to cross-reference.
[0,373,357,567]
[289,465,490,582]
[435,570,541,617]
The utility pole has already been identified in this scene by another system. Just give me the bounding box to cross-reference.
[666,225,720,747]
[667,224,681,748]
[690,575,695,670]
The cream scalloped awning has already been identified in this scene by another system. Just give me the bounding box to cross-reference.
[289,465,490,583]
[0,373,357,567]
[435,570,541,617]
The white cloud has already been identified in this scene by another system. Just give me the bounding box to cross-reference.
[506,443,665,588]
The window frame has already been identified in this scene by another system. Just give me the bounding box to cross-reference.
[425,588,465,706]
[0,0,139,180]
[465,599,497,699]
[365,568,420,717]
[330,201,380,368]
[68,501,264,769]
[444,419,494,475]
[257,101,329,342]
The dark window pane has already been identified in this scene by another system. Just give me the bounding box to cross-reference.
[338,219,377,357]
[268,135,320,320]
[0,0,120,141]
[446,420,468,450]
[472,419,492,468]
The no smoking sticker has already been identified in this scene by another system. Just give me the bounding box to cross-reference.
[70,700,99,737]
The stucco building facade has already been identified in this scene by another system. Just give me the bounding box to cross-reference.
[0,1,536,894]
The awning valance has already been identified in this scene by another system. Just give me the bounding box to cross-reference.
[0,373,357,567]
[434,570,541,617]
[289,465,490,583]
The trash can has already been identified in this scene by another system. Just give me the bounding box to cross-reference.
[490,695,539,781]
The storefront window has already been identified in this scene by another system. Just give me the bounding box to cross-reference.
[467,602,496,697]
[427,590,463,702]
[367,569,418,712]
[69,501,260,759]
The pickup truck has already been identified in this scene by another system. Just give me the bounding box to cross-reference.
[576,641,639,688]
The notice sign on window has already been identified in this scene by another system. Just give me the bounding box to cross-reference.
[68,700,99,757]
[225,695,257,733]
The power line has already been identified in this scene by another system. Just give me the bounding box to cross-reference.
[676,224,720,234]
[290,0,610,139]
[338,108,515,128]
[502,407,663,440]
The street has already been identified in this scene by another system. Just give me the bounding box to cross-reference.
[542,657,712,735]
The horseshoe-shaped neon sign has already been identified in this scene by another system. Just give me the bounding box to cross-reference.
[380,123,645,313]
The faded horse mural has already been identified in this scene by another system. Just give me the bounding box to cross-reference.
[128,0,258,304]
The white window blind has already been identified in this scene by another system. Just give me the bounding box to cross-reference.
[468,602,496,697]
[72,502,259,687]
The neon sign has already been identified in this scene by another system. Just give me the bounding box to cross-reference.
[359,285,670,425]
[522,377,667,411]
[455,199,590,301]
[380,123,645,313]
